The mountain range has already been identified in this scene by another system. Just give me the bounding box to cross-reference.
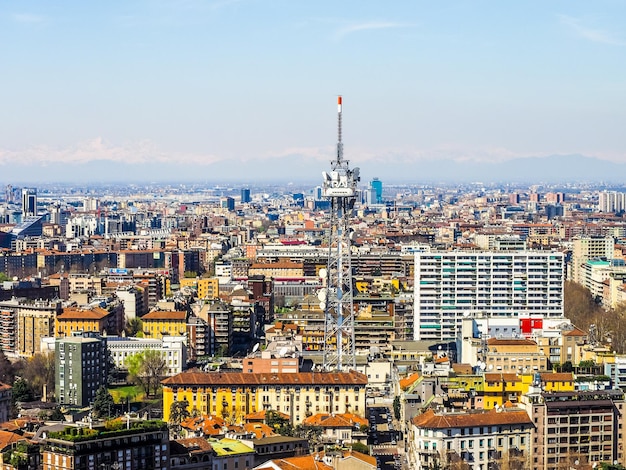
[0,154,623,185]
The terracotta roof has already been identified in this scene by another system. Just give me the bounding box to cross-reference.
[245,410,289,422]
[0,430,27,451]
[255,455,333,470]
[452,364,474,375]
[399,373,420,391]
[563,327,587,337]
[242,422,275,438]
[302,413,367,428]
[163,370,368,387]
[412,408,532,429]
[181,415,225,436]
[174,437,214,453]
[57,307,111,320]
[540,372,574,382]
[484,373,521,383]
[487,338,537,346]
[142,310,187,321]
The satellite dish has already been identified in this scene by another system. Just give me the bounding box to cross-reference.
[279,347,289,357]
[319,268,327,279]
[317,289,327,301]
[252,343,260,353]
[319,302,326,310]
[488,364,493,370]
[479,362,486,371]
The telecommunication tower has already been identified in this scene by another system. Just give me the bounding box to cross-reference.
[320,96,360,372]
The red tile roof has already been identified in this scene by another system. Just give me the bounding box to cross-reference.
[412,408,532,429]
[162,370,367,387]
[142,310,187,321]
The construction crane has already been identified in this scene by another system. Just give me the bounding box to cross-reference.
[320,96,360,372]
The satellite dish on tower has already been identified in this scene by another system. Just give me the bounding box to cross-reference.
[252,343,260,353]
[319,268,327,279]
[318,289,328,301]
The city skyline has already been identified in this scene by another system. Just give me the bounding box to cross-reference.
[2,1,626,183]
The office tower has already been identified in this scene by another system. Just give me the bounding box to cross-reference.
[55,332,108,407]
[21,188,37,217]
[241,188,251,203]
[413,251,564,340]
[220,196,235,211]
[370,177,383,203]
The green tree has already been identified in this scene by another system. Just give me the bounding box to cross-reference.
[0,350,15,384]
[0,273,9,282]
[12,379,34,403]
[127,349,167,397]
[92,386,115,419]
[393,395,401,420]
[350,442,369,455]
[169,400,190,438]
[124,318,143,337]
[49,407,65,421]
[21,352,55,399]
[265,409,294,436]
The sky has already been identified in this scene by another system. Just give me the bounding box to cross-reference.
[1,1,626,183]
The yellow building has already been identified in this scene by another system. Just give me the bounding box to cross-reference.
[55,307,119,337]
[539,372,575,392]
[142,310,187,338]
[482,372,575,409]
[180,277,219,299]
[483,373,529,409]
[162,370,367,425]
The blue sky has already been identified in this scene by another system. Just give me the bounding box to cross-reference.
[1,1,626,181]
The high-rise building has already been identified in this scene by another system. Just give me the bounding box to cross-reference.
[571,236,614,284]
[413,251,564,341]
[220,196,235,211]
[55,332,108,407]
[21,188,37,217]
[370,177,383,203]
[241,188,251,203]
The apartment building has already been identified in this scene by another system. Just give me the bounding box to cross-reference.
[55,333,108,407]
[17,300,62,357]
[162,370,367,426]
[36,420,169,470]
[408,406,533,470]
[527,389,626,470]
[571,236,614,284]
[142,310,188,338]
[414,251,564,341]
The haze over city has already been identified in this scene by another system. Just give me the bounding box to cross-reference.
[2,0,626,183]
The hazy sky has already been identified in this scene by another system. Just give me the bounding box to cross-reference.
[2,0,626,180]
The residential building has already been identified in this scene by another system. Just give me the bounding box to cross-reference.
[413,251,564,341]
[525,389,626,470]
[571,236,614,284]
[162,370,367,426]
[35,420,169,470]
[484,338,548,375]
[142,310,187,338]
[107,335,186,376]
[17,300,61,357]
[408,406,533,470]
[55,306,120,337]
[55,333,107,408]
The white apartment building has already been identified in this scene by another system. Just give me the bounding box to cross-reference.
[408,407,533,470]
[107,335,187,376]
[414,251,564,341]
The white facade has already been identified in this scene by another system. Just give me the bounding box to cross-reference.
[414,251,564,341]
[107,335,187,376]
[66,215,99,239]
